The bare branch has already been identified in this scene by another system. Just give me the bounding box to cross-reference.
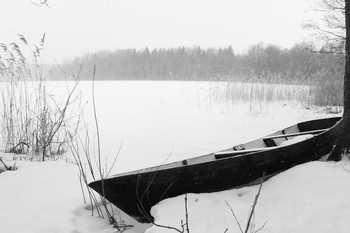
[184,194,190,233]
[244,173,265,233]
[32,0,50,7]
[225,200,244,233]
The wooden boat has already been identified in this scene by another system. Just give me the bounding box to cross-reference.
[89,117,342,223]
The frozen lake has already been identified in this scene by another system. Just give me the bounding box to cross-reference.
[0,79,338,173]
[56,80,336,175]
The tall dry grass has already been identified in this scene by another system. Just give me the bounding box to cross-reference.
[0,35,81,161]
[66,66,130,231]
[308,67,343,109]
[209,70,343,113]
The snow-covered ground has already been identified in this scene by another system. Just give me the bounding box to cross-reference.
[0,81,348,233]
[149,160,350,233]
[1,155,349,233]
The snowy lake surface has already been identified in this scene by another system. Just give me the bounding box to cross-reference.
[60,80,330,174]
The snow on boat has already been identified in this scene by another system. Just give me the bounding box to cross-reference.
[89,117,342,223]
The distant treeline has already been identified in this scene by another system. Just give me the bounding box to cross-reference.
[50,43,344,83]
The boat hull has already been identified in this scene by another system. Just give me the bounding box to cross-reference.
[89,117,342,223]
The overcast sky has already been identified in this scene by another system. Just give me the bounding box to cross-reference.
[0,0,318,64]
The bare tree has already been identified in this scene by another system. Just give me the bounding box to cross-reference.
[329,0,350,159]
[304,0,345,52]
[304,0,350,159]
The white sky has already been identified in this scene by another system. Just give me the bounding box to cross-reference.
[0,0,318,64]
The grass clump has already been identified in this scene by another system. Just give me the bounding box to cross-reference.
[209,68,343,114]
[0,35,81,161]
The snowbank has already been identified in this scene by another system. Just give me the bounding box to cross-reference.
[147,160,350,233]
[0,158,125,233]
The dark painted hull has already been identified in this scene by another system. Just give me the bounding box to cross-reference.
[89,117,342,223]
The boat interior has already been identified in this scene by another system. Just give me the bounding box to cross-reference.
[214,124,326,159]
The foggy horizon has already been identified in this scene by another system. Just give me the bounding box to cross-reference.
[1,0,318,64]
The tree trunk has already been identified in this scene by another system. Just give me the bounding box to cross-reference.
[329,0,350,160]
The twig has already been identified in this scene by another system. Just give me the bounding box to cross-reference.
[92,65,102,175]
[225,200,244,233]
[226,172,266,233]
[184,194,190,233]
[255,221,267,233]
[0,157,10,171]
[78,172,87,204]
[140,193,191,233]
[151,221,184,233]
[106,141,123,177]
[244,172,265,233]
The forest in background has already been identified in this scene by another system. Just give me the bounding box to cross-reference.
[50,43,344,84]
